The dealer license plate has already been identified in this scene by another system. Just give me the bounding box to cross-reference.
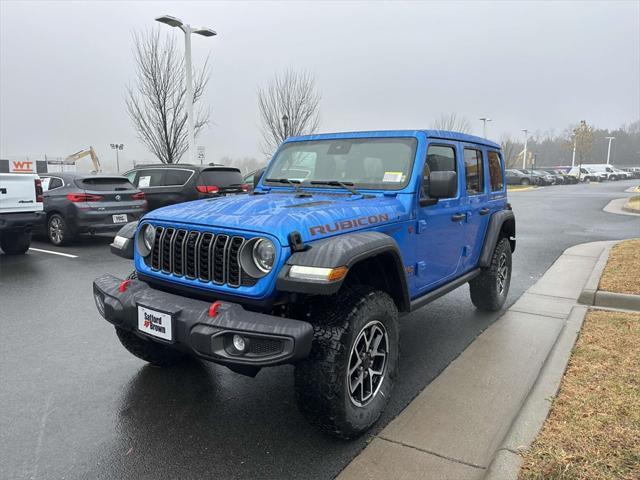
[112,214,128,224]
[137,306,173,341]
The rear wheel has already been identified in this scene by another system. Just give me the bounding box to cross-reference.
[294,286,399,439]
[0,231,31,255]
[115,327,186,367]
[48,214,75,245]
[469,238,512,312]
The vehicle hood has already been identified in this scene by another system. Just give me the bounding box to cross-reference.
[143,192,409,245]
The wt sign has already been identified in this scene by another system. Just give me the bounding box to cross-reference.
[10,160,35,173]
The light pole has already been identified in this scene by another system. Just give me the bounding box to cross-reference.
[110,143,124,172]
[521,129,529,169]
[282,114,289,139]
[571,137,577,167]
[479,117,492,138]
[605,136,615,165]
[156,15,216,164]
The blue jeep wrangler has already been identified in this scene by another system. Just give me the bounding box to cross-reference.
[94,130,515,438]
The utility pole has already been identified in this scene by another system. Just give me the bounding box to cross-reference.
[156,15,216,164]
[605,136,615,165]
[479,117,492,138]
[571,137,576,167]
[521,129,529,169]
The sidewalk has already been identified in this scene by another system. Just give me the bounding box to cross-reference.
[337,241,618,480]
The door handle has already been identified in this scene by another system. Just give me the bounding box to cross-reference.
[479,207,490,215]
[0,188,6,194]
[451,213,466,222]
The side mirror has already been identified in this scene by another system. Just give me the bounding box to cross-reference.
[429,171,457,199]
[253,167,266,188]
[110,221,138,259]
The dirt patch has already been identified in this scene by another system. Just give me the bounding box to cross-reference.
[625,195,640,212]
[599,239,640,295]
[519,309,640,480]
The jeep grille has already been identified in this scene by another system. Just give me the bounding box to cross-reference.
[147,226,256,288]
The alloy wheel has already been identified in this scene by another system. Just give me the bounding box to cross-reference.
[497,252,509,295]
[49,217,63,244]
[348,320,389,407]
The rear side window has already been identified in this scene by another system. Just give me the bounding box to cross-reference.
[75,177,134,191]
[134,169,165,187]
[422,144,457,198]
[464,149,484,195]
[198,169,243,187]
[487,151,504,191]
[163,169,192,186]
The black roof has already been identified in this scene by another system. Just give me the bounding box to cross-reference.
[125,163,240,172]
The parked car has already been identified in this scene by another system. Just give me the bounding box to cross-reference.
[540,168,575,184]
[97,129,516,439]
[39,173,148,245]
[621,167,640,179]
[518,169,549,185]
[506,169,538,185]
[585,164,622,180]
[611,167,632,179]
[531,169,557,185]
[124,164,248,211]
[567,166,605,182]
[0,173,45,254]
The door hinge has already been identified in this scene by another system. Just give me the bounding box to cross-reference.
[416,261,427,276]
[462,245,471,257]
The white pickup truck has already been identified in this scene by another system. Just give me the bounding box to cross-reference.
[0,173,45,254]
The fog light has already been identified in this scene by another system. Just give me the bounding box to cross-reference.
[232,334,246,352]
[94,291,105,318]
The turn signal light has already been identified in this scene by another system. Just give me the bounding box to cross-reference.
[66,193,103,202]
[241,183,249,192]
[196,185,220,194]
[289,265,348,282]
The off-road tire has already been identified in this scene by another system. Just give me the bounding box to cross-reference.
[294,286,399,439]
[0,231,31,255]
[48,213,75,246]
[520,178,530,186]
[127,271,138,280]
[469,237,512,312]
[115,326,186,367]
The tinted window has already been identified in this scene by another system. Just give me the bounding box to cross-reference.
[198,169,243,187]
[42,177,63,191]
[488,151,504,191]
[75,177,135,191]
[423,144,457,198]
[134,169,168,187]
[464,149,484,195]
[163,169,192,186]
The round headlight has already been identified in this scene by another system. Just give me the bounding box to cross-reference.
[143,224,156,251]
[252,238,275,273]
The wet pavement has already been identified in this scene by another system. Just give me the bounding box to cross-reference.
[1,180,638,480]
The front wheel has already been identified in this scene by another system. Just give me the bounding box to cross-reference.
[0,231,31,255]
[469,238,512,312]
[294,286,399,439]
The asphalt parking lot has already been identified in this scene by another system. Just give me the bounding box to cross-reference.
[1,180,638,480]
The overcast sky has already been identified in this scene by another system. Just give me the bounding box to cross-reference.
[1,0,639,172]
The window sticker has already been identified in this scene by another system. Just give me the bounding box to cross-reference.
[138,175,151,188]
[382,171,404,182]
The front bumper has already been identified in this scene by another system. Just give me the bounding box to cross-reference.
[93,274,313,368]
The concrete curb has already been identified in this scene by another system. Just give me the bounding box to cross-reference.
[622,197,640,214]
[578,240,640,312]
[337,241,617,480]
[603,197,640,216]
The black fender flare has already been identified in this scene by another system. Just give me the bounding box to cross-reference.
[479,210,516,268]
[110,221,138,259]
[276,231,410,311]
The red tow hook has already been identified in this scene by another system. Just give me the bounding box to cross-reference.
[118,280,132,292]
[208,301,222,317]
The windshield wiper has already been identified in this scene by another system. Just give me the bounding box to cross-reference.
[310,180,360,196]
[264,178,311,197]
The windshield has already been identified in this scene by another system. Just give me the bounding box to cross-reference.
[264,137,418,190]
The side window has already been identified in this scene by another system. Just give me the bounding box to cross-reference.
[422,144,457,198]
[49,177,63,190]
[164,169,192,186]
[464,149,484,195]
[136,169,165,187]
[488,151,504,191]
[124,171,137,185]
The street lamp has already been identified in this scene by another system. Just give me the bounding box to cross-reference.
[605,136,615,165]
[479,117,492,138]
[282,114,289,139]
[110,143,124,172]
[156,15,216,164]
[521,129,529,169]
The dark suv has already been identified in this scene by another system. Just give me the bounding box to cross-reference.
[124,164,248,211]
[95,130,515,438]
[39,173,147,245]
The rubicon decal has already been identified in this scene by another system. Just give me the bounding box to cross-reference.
[309,213,390,236]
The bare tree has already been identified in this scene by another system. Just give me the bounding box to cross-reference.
[500,134,522,168]
[126,30,210,164]
[431,113,472,134]
[257,69,321,157]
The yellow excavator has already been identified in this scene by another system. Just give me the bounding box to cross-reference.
[64,146,102,172]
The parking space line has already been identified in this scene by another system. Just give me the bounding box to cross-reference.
[29,247,78,258]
